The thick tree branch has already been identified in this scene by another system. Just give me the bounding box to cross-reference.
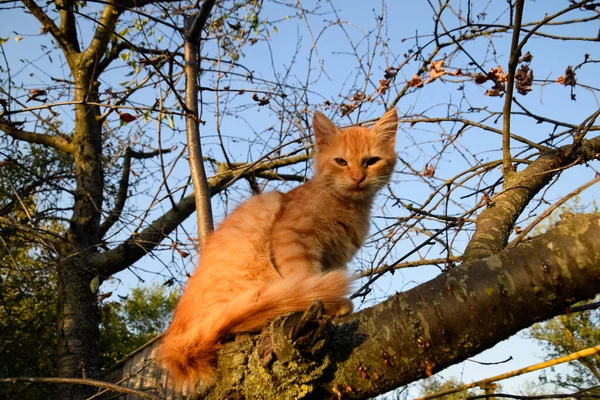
[94,153,310,275]
[462,134,600,263]
[21,0,78,55]
[82,0,123,67]
[200,213,600,399]
[55,0,81,52]
[0,118,75,154]
[99,150,132,238]
[100,147,175,237]
[184,0,218,242]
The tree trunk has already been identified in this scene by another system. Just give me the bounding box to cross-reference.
[55,67,104,399]
[55,256,101,399]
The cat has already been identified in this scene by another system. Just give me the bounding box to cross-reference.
[158,108,398,390]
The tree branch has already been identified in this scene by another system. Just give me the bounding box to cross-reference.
[169,213,600,399]
[184,0,218,242]
[0,377,160,400]
[94,153,310,276]
[501,0,524,183]
[462,134,600,263]
[0,117,75,154]
[55,0,81,52]
[82,0,123,67]
[21,0,78,55]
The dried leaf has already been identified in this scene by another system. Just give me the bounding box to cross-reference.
[378,79,391,95]
[26,89,47,103]
[252,93,270,106]
[515,64,533,95]
[340,103,356,117]
[384,66,399,80]
[485,86,503,97]
[558,66,576,86]
[350,92,366,103]
[422,164,435,178]
[119,112,137,123]
[426,60,446,83]
[519,51,533,63]
[473,73,489,84]
[489,66,507,83]
[97,291,113,302]
[407,75,424,88]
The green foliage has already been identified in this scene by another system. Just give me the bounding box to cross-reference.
[418,376,471,399]
[525,198,600,393]
[99,284,179,367]
[527,299,600,392]
[0,231,57,399]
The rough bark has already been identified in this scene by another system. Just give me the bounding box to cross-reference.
[200,213,600,400]
[462,135,600,263]
[55,56,106,400]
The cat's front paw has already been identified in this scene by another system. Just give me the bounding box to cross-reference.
[333,298,354,317]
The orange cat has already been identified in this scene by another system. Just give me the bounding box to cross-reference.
[159,108,398,389]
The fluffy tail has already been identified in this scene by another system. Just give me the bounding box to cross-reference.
[158,270,352,390]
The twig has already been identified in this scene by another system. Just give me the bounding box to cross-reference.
[501,0,525,183]
[508,175,600,248]
[0,377,162,400]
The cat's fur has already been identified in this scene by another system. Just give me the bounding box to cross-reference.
[159,108,398,389]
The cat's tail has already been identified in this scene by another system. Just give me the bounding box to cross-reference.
[158,270,352,390]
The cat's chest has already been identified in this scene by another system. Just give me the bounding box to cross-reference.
[317,209,369,269]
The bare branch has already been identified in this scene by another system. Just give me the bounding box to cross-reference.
[0,117,75,154]
[0,377,161,400]
[183,0,218,242]
[462,134,600,263]
[501,0,524,183]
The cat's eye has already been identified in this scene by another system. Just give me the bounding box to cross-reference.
[366,157,381,166]
[334,158,347,166]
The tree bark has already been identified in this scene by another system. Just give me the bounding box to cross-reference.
[462,136,600,263]
[56,40,106,400]
[200,213,600,400]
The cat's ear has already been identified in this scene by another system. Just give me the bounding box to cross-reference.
[372,108,398,144]
[313,111,338,147]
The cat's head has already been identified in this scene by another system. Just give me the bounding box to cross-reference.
[312,109,398,201]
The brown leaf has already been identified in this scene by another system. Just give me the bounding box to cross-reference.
[384,66,399,80]
[519,51,533,63]
[97,291,113,302]
[426,60,446,83]
[558,66,576,86]
[350,92,365,103]
[377,79,391,95]
[407,75,424,88]
[473,73,489,84]
[26,89,47,103]
[489,66,507,83]
[485,87,503,97]
[340,103,356,117]
[119,112,137,123]
[515,64,533,95]
[252,93,270,106]
[422,164,435,178]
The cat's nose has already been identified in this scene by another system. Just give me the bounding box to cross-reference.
[350,172,366,184]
